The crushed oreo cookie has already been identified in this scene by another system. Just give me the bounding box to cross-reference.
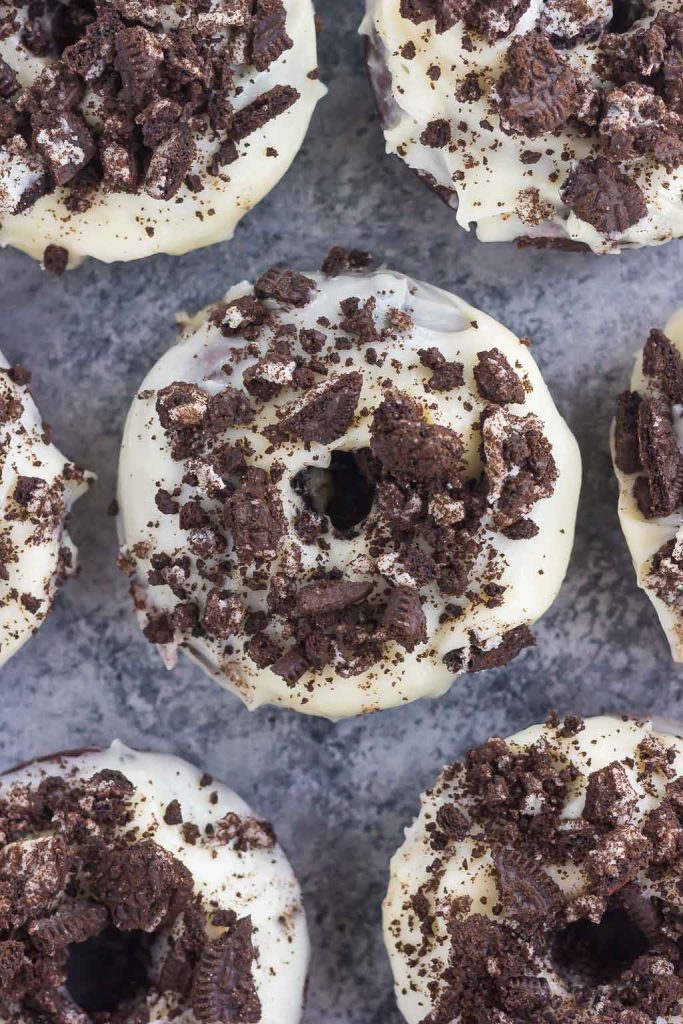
[561,156,647,234]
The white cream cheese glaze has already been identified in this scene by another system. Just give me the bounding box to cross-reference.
[0,0,325,266]
[0,352,92,668]
[117,263,581,719]
[384,714,683,1024]
[613,307,683,661]
[0,741,310,1024]
[360,0,683,254]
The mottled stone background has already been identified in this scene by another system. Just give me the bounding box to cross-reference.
[1,1,683,1020]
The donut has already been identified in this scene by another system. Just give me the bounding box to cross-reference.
[0,353,92,668]
[360,0,683,254]
[0,742,309,1022]
[0,0,324,268]
[384,713,683,1024]
[116,248,581,719]
[612,309,683,661]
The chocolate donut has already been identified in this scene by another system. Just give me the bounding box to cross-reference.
[0,353,92,667]
[612,308,683,660]
[116,249,581,719]
[384,713,683,1023]
[0,0,324,267]
[360,0,683,253]
[0,742,309,1022]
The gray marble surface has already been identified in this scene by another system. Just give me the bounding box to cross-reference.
[2,1,683,1021]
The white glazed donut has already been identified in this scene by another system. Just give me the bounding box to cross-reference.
[0,741,309,1023]
[384,713,683,1024]
[0,352,92,668]
[117,250,580,719]
[0,0,324,268]
[360,0,683,253]
[612,308,683,661]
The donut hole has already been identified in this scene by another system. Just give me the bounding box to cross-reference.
[553,906,650,983]
[51,0,98,54]
[293,450,377,534]
[608,0,647,32]
[26,0,97,57]
[65,926,151,1013]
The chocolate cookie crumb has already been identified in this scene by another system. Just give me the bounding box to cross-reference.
[474,348,526,405]
[42,244,68,275]
[561,157,647,234]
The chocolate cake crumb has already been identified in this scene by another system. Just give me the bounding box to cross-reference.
[444,624,535,674]
[419,348,465,391]
[297,579,372,616]
[339,296,381,346]
[226,479,287,564]
[232,84,299,142]
[251,0,293,73]
[482,406,557,528]
[501,518,539,539]
[271,644,309,685]
[371,395,463,483]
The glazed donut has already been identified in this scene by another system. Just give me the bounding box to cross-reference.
[384,713,683,1024]
[360,0,683,254]
[116,249,581,719]
[612,307,683,661]
[0,742,309,1023]
[0,0,324,267]
[0,353,92,668]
